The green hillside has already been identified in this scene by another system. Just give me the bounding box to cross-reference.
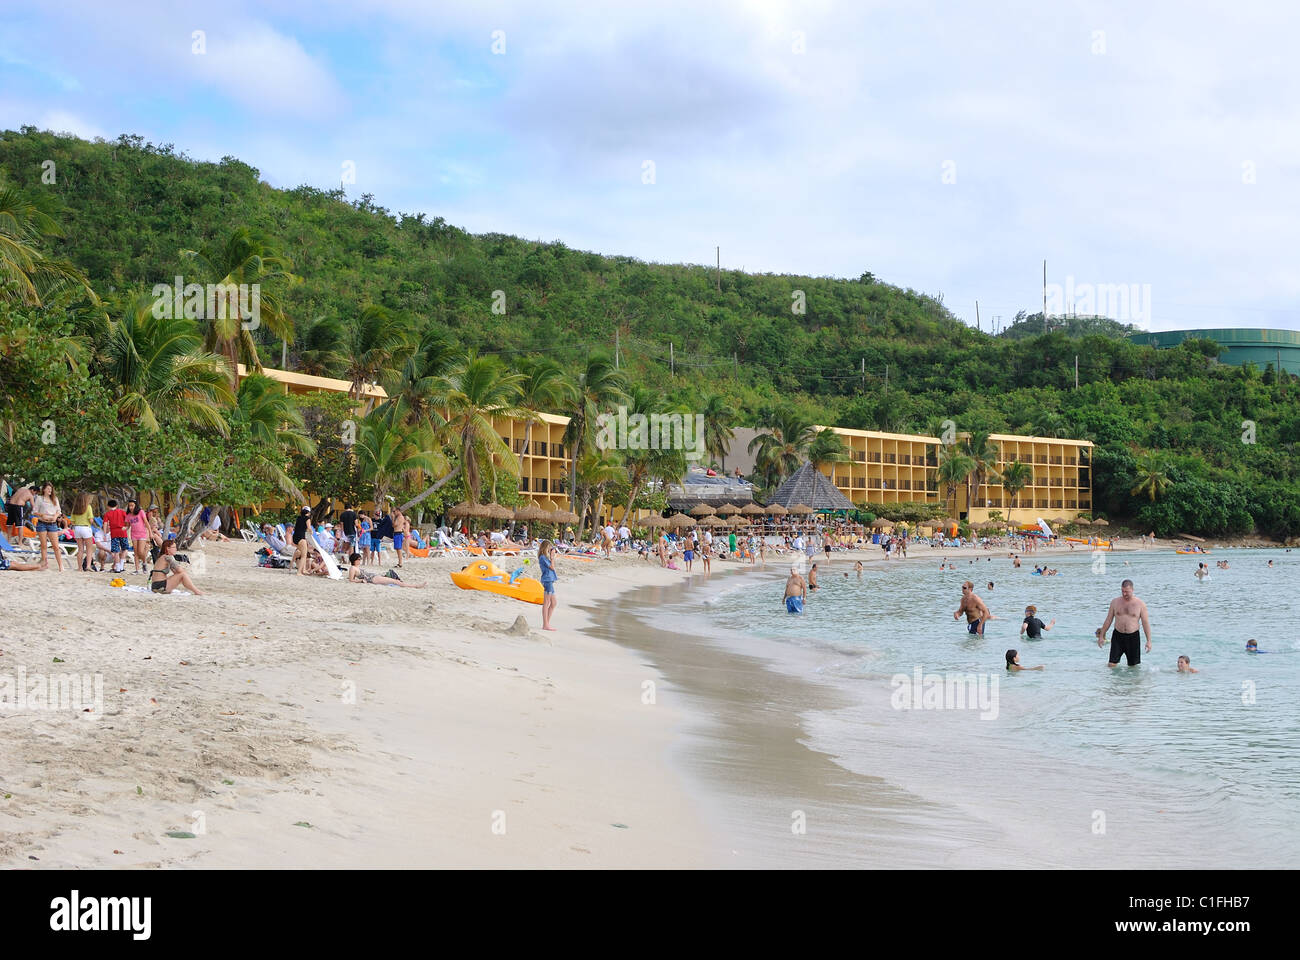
[3,126,1300,537]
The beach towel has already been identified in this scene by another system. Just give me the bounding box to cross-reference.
[785,596,804,614]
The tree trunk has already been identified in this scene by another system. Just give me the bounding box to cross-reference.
[622,476,643,525]
[398,465,460,514]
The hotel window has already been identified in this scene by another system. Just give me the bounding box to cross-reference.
[869,452,881,463]
[512,438,524,453]
[1067,500,1077,509]
[853,477,865,488]
[536,441,547,456]
[1036,499,1048,508]
[537,479,548,492]
[520,477,529,491]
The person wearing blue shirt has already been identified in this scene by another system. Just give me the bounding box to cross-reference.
[538,539,559,631]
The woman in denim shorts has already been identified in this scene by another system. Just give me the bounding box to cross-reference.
[32,481,63,572]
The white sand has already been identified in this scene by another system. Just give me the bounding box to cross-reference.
[0,542,723,868]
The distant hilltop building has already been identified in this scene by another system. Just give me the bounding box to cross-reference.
[1127,328,1300,376]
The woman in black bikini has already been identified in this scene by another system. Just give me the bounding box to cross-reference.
[150,540,204,594]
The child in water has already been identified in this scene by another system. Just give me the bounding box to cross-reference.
[1005,649,1044,672]
[1246,638,1264,653]
[1177,655,1198,673]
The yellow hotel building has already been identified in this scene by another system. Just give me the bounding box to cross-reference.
[816,426,1093,522]
[236,365,575,511]
[237,366,1091,520]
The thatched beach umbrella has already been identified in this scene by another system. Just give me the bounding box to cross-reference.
[666,512,694,528]
[449,501,492,518]
[514,504,548,521]
[485,503,514,521]
[1091,518,1110,527]
[871,518,894,529]
[690,503,717,517]
[765,503,788,516]
[741,503,766,516]
[789,504,814,515]
[641,515,668,528]
[716,503,742,516]
[701,514,728,527]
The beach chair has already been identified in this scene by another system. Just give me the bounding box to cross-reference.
[0,531,38,557]
[239,521,261,543]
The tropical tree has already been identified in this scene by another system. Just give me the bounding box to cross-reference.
[378,326,456,431]
[577,448,625,537]
[562,352,627,511]
[517,355,575,459]
[748,408,817,490]
[0,183,96,306]
[936,446,976,517]
[961,431,1001,511]
[293,314,346,377]
[230,373,316,498]
[999,459,1033,524]
[102,298,234,434]
[353,410,442,507]
[178,227,297,370]
[1131,451,1172,502]
[340,303,412,409]
[808,428,850,470]
[699,392,737,469]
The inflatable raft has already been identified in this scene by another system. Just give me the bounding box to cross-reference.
[450,560,544,604]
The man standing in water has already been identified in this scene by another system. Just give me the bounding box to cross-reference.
[1097,578,1152,667]
[953,580,996,635]
[783,563,807,614]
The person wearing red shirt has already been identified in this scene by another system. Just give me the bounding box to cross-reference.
[104,498,130,573]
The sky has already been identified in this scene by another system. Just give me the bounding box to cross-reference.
[2,0,1298,332]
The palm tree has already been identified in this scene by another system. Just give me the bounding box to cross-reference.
[563,353,628,511]
[1131,452,1172,502]
[808,428,850,470]
[293,314,346,377]
[518,355,576,460]
[431,352,526,505]
[178,228,297,371]
[998,459,1033,524]
[102,298,234,434]
[962,431,1001,511]
[0,184,97,306]
[618,386,672,524]
[378,326,456,431]
[354,411,443,508]
[230,373,317,498]
[748,408,817,490]
[936,447,976,517]
[577,449,625,536]
[699,392,737,469]
[340,304,412,409]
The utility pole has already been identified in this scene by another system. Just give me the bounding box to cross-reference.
[861,357,865,390]
[670,341,674,376]
[716,247,721,292]
[975,300,981,332]
[1074,354,1079,390]
[884,364,889,396]
[733,352,738,378]
[615,329,619,369]
[282,339,287,369]
[1042,259,1048,325]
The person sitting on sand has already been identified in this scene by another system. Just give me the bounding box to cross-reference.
[0,549,45,572]
[1006,649,1044,671]
[1020,605,1055,640]
[347,553,425,588]
[783,565,807,614]
[150,540,204,595]
[954,581,997,635]
[1177,655,1199,673]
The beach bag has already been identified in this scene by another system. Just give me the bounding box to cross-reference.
[385,568,402,581]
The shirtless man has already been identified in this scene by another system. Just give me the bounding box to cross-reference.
[953,580,996,635]
[1097,578,1152,667]
[5,481,34,534]
[783,565,807,614]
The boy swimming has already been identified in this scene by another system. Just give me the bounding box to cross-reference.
[1005,649,1044,672]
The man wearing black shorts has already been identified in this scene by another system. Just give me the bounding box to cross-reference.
[1097,578,1152,667]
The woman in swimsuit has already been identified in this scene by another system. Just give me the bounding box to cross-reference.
[150,540,204,594]
[126,499,150,574]
[347,553,425,587]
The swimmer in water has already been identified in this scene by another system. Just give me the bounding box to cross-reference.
[808,562,819,590]
[1006,649,1044,672]
[1267,560,1274,568]
[855,560,863,576]
[986,581,994,591]
[783,565,807,614]
[954,581,997,636]
[1020,605,1055,641]
[1246,638,1263,653]
[1012,555,1021,568]
[1097,578,1152,667]
[1194,562,1209,581]
[1177,655,1198,673]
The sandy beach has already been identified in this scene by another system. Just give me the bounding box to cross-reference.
[0,542,735,868]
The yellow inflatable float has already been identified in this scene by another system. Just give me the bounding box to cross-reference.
[450,560,544,604]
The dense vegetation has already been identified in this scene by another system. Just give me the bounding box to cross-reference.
[3,126,1299,538]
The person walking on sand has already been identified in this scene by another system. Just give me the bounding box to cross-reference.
[291,505,313,575]
[683,532,695,571]
[1097,578,1152,667]
[783,564,807,614]
[700,536,711,573]
[538,539,559,630]
[953,580,997,635]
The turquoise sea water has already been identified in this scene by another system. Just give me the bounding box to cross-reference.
[684,547,1300,867]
